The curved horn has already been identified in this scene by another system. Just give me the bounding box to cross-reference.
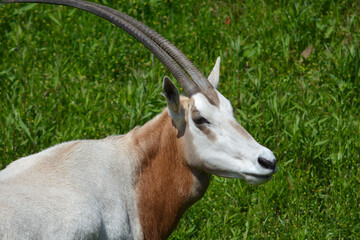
[82,1,213,92]
[2,0,214,95]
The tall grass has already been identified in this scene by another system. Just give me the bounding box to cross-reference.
[1,0,359,239]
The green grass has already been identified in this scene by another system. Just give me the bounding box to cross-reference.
[1,0,359,239]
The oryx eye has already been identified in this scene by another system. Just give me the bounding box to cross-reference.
[192,116,210,125]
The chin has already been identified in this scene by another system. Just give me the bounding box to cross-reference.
[246,175,273,186]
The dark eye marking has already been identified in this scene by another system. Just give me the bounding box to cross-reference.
[192,116,210,125]
[191,106,210,125]
[191,106,216,141]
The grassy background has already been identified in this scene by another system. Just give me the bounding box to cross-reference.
[1,0,359,239]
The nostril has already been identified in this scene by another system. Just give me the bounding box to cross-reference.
[258,157,276,170]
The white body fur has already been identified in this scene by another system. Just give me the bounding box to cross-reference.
[0,138,142,239]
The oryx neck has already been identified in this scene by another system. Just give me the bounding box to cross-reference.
[132,110,209,239]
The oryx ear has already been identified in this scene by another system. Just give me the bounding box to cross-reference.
[161,76,184,121]
[208,56,221,89]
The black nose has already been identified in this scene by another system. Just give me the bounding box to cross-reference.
[258,157,277,170]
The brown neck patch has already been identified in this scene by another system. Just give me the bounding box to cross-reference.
[133,111,210,239]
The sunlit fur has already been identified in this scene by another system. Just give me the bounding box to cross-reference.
[0,58,276,239]
[0,137,142,239]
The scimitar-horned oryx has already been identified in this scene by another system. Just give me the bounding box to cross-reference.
[0,0,278,239]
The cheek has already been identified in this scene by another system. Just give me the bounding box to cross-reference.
[191,129,212,148]
[196,125,217,142]
[183,125,203,167]
[185,125,211,154]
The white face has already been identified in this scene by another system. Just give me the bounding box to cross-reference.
[164,57,277,185]
[184,90,277,185]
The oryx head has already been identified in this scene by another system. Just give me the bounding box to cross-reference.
[163,57,277,185]
[3,0,277,185]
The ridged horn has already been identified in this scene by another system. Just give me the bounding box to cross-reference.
[2,0,214,96]
[78,0,213,92]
